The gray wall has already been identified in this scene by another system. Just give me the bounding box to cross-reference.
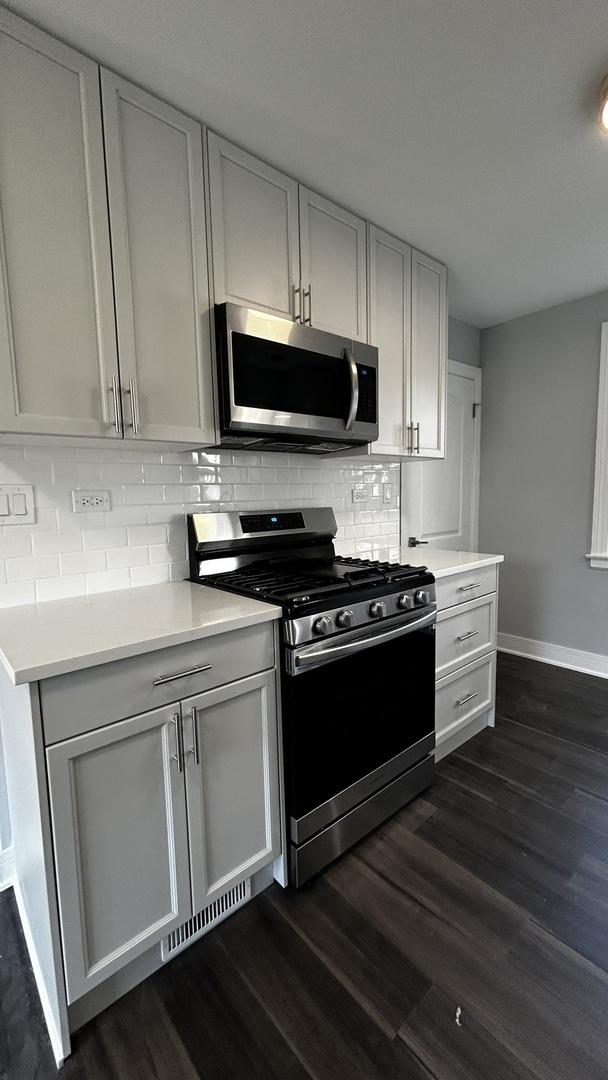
[479,289,608,655]
[448,316,481,367]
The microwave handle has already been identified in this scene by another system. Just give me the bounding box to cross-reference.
[344,349,359,430]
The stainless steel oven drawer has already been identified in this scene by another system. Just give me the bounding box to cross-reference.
[290,754,434,887]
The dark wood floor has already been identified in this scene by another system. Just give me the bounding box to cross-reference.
[4,652,608,1079]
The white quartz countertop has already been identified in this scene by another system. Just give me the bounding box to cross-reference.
[399,546,504,579]
[0,581,281,685]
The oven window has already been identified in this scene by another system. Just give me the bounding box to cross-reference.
[282,628,435,822]
[232,332,351,420]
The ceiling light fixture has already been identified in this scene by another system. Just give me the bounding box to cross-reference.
[599,75,608,132]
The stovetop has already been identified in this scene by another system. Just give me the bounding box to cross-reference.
[200,555,428,614]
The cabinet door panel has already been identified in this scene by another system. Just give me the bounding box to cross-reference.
[208,133,300,319]
[368,226,411,455]
[299,188,367,341]
[47,705,190,1002]
[0,11,119,437]
[183,671,279,909]
[102,71,215,444]
[410,249,447,458]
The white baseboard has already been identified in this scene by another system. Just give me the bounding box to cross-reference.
[0,845,14,890]
[498,633,608,680]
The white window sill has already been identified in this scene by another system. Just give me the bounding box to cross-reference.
[586,553,608,569]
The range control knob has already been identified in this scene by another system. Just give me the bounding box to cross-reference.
[336,608,354,628]
[398,592,415,610]
[414,589,431,607]
[369,600,386,619]
[313,616,333,636]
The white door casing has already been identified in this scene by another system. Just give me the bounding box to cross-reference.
[403,360,481,550]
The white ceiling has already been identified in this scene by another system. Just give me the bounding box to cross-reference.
[8,0,608,327]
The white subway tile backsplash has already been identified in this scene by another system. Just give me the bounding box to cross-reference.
[59,550,107,575]
[6,554,59,582]
[0,448,401,607]
[106,546,149,569]
[129,563,170,587]
[85,568,131,595]
[32,531,82,556]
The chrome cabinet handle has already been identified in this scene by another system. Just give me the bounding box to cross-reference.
[454,691,479,708]
[406,423,413,454]
[457,629,479,642]
[153,663,212,686]
[459,582,481,592]
[126,378,140,435]
[109,376,122,434]
[186,706,200,765]
[303,283,312,324]
[170,712,184,772]
[293,283,302,322]
[344,348,359,431]
[415,422,421,454]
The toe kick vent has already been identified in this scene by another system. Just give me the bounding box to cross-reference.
[161,879,251,960]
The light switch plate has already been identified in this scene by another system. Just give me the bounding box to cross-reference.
[0,485,35,525]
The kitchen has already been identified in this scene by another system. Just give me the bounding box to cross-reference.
[0,2,607,1078]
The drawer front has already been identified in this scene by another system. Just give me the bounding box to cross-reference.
[41,623,275,744]
[435,653,495,742]
[435,594,496,680]
[435,564,497,612]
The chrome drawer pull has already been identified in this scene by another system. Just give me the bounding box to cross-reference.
[454,691,479,708]
[186,706,200,765]
[457,630,479,642]
[459,582,481,592]
[153,663,212,686]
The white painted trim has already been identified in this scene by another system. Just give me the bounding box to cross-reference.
[498,632,608,680]
[0,844,14,890]
[587,322,608,568]
[13,879,66,1067]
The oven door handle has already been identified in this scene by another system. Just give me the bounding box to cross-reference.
[291,609,436,671]
[344,348,359,431]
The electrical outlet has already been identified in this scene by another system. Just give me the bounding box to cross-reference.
[351,485,368,504]
[71,490,111,513]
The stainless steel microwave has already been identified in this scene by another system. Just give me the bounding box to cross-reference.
[213,303,379,453]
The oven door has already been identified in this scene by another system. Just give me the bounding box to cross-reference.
[215,303,378,444]
[282,609,436,853]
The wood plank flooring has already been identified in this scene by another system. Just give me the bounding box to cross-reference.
[4,652,608,1079]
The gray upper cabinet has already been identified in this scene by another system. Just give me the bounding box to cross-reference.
[182,671,280,910]
[102,72,216,445]
[299,187,368,341]
[0,11,120,439]
[47,704,191,1003]
[411,249,447,458]
[368,226,412,456]
[207,133,300,320]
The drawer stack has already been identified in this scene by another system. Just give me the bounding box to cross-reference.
[434,565,498,760]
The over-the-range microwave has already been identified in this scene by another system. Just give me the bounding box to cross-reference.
[212,303,379,454]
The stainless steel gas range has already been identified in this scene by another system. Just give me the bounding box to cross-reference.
[188,507,436,886]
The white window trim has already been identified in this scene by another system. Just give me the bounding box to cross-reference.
[587,322,608,569]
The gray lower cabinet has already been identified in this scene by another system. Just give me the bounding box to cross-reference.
[46,668,280,1003]
[46,704,191,1003]
[183,671,280,908]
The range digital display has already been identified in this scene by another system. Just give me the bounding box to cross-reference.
[240,512,305,534]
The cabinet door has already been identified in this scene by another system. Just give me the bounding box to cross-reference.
[368,225,411,455]
[102,71,216,445]
[410,249,447,458]
[47,705,191,1002]
[0,11,120,438]
[299,187,367,341]
[207,133,300,320]
[183,671,279,910]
